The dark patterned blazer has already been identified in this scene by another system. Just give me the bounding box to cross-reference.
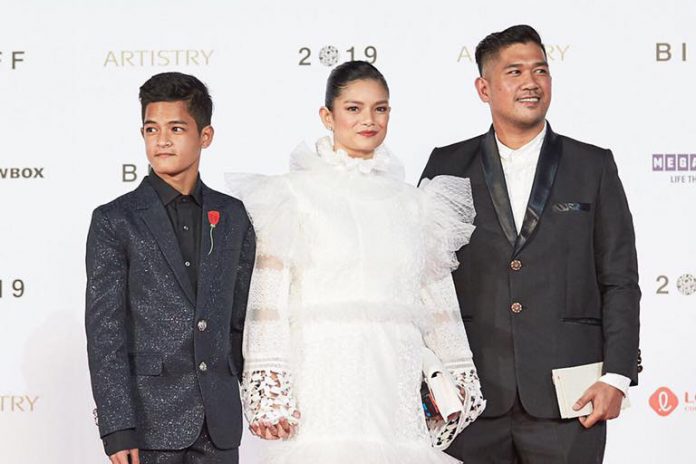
[420,124,641,419]
[85,177,255,451]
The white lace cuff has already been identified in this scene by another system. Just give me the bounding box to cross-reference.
[427,367,486,450]
[241,369,299,425]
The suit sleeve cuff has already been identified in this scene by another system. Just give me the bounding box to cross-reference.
[599,373,631,396]
[102,429,138,456]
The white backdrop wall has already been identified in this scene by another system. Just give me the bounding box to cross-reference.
[1,1,694,462]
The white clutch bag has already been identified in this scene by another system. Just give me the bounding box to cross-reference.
[422,347,464,420]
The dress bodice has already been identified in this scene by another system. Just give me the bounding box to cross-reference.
[228,137,475,319]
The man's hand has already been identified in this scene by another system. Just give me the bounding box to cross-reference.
[109,448,139,464]
[250,410,301,440]
[573,381,624,429]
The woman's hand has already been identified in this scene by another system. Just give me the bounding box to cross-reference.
[250,410,301,440]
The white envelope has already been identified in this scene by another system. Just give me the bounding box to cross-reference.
[552,362,630,419]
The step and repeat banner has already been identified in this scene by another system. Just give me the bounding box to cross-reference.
[1,0,694,462]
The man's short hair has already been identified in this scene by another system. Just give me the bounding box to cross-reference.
[475,25,546,76]
[139,72,213,132]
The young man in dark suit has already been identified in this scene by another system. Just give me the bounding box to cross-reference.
[420,25,641,463]
[86,72,255,464]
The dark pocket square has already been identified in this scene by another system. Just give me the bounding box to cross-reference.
[553,202,591,213]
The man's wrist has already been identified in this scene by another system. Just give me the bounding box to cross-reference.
[598,373,631,396]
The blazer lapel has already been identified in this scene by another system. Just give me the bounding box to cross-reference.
[480,126,517,247]
[513,124,562,257]
[136,180,197,305]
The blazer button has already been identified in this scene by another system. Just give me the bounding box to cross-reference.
[510,259,523,271]
[511,302,523,313]
[197,319,207,332]
[198,361,208,372]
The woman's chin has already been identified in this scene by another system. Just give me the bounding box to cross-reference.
[346,140,384,157]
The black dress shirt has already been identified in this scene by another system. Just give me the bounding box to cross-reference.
[147,172,203,295]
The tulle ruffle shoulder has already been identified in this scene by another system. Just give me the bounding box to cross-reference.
[419,175,476,283]
[225,173,301,262]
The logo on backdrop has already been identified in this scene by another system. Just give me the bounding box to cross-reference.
[103,50,214,67]
[298,45,378,67]
[457,44,570,63]
[676,274,696,295]
[0,278,25,298]
[651,154,696,184]
[655,43,688,62]
[0,51,25,69]
[656,274,696,295]
[0,395,39,413]
[649,387,678,417]
[649,386,696,416]
[122,164,149,183]
[0,168,45,180]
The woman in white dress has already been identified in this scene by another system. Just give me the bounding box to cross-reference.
[229,61,485,463]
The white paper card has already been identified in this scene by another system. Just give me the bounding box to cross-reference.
[552,362,630,419]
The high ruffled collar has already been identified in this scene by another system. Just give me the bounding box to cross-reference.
[290,136,405,180]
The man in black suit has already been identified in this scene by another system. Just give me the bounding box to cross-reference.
[86,72,255,464]
[420,25,640,463]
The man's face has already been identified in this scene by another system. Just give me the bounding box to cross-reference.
[141,100,213,180]
[476,42,551,132]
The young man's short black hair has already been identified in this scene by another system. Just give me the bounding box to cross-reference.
[475,25,546,76]
[139,72,213,132]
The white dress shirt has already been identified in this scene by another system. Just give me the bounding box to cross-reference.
[495,124,631,397]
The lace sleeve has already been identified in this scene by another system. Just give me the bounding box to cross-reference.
[421,271,485,449]
[227,174,300,426]
[418,173,483,446]
[240,253,299,425]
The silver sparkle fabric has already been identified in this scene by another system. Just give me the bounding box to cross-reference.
[85,178,255,451]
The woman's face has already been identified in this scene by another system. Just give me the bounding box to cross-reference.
[320,79,390,159]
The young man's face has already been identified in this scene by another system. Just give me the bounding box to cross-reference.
[141,100,213,181]
[476,42,551,133]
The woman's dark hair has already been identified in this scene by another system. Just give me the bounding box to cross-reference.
[139,72,213,132]
[475,25,546,76]
[324,61,389,110]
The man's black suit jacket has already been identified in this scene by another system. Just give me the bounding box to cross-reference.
[85,177,255,450]
[420,124,640,418]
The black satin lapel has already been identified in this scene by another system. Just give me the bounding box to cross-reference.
[138,185,197,305]
[196,185,224,306]
[513,127,562,256]
[480,127,517,246]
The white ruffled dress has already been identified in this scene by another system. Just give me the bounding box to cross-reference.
[227,137,485,464]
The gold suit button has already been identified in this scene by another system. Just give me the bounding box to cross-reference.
[511,302,523,313]
[510,260,523,271]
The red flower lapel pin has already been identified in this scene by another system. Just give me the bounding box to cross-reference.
[207,210,221,255]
